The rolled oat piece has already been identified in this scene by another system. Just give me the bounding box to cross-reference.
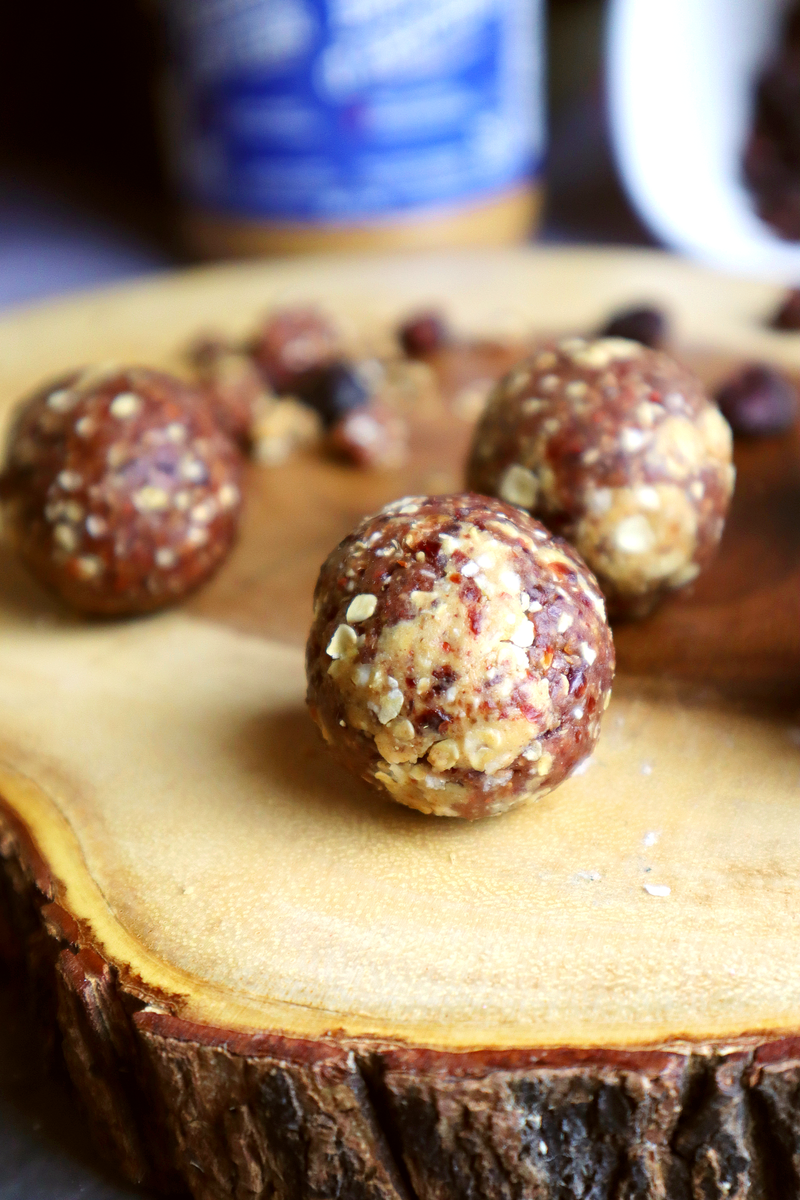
[1,366,243,615]
[467,337,735,617]
[306,494,614,819]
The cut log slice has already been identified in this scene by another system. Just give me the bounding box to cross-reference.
[2,249,800,1199]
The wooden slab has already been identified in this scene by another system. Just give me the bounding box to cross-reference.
[3,248,800,1199]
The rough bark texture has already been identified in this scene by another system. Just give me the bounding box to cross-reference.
[134,1014,410,1200]
[373,1049,771,1200]
[4,801,800,1200]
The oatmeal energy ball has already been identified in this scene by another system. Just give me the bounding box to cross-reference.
[1,366,243,615]
[306,494,614,819]
[467,337,735,616]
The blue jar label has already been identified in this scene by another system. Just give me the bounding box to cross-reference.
[165,0,543,221]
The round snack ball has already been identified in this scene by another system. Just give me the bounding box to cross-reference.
[1,366,243,615]
[467,337,735,617]
[306,494,614,820]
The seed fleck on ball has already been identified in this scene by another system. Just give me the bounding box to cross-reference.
[57,470,83,491]
[133,486,171,513]
[614,515,654,554]
[47,390,75,412]
[76,555,103,579]
[499,464,538,508]
[54,524,78,552]
[110,392,142,419]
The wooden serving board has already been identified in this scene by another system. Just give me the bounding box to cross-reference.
[2,248,800,1200]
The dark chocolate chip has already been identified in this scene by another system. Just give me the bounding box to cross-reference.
[715,363,798,436]
[770,288,800,330]
[398,311,450,358]
[599,306,668,349]
[294,362,371,428]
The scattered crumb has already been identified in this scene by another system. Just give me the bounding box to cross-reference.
[640,761,653,776]
[643,883,671,898]
[642,830,660,847]
[251,398,322,465]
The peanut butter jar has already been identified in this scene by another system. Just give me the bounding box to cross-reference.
[161,0,545,257]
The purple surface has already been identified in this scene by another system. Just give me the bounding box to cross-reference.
[0,180,169,312]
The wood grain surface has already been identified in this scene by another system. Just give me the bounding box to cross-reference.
[2,248,800,1199]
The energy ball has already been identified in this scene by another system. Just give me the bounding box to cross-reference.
[467,337,735,617]
[306,494,614,819]
[1,366,243,615]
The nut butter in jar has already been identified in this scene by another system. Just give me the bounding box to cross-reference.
[161,0,545,256]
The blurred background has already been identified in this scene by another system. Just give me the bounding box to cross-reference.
[0,0,652,312]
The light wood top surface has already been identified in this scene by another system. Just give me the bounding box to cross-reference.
[1,247,799,1051]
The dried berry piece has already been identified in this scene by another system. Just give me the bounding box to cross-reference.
[770,288,800,330]
[250,308,340,394]
[293,362,371,428]
[599,305,668,349]
[188,334,271,446]
[398,311,450,358]
[1,366,243,615]
[715,363,798,436]
[743,4,800,241]
[328,404,408,469]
